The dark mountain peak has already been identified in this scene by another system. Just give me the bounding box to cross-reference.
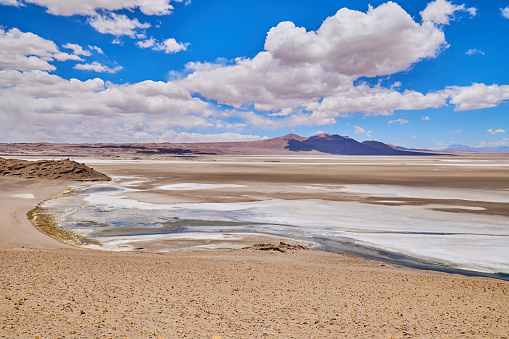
[313,132,332,137]
[308,133,350,141]
[278,133,306,141]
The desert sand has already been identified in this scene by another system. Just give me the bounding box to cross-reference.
[1,155,509,338]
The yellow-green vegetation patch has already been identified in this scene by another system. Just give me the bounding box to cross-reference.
[27,206,101,247]
[74,220,108,227]
[50,189,74,199]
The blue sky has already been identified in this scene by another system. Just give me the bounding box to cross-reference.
[0,0,508,148]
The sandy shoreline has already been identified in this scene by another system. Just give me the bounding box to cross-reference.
[0,178,74,250]
[1,155,509,337]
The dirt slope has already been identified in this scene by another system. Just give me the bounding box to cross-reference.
[0,158,110,181]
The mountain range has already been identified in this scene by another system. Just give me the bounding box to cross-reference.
[441,144,509,153]
[0,133,441,156]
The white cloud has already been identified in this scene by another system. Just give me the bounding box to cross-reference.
[0,69,105,97]
[14,0,179,16]
[0,0,22,5]
[154,38,189,53]
[0,27,81,71]
[268,107,294,117]
[420,0,476,25]
[180,1,453,121]
[112,37,123,45]
[421,116,430,120]
[447,83,509,111]
[137,37,189,53]
[74,62,122,73]
[2,1,183,40]
[181,52,352,112]
[137,38,156,48]
[0,69,216,142]
[143,131,261,143]
[487,128,506,135]
[502,7,509,19]
[307,84,448,116]
[0,69,208,116]
[265,2,448,78]
[225,122,247,129]
[88,13,150,38]
[352,125,366,134]
[2,2,508,142]
[63,43,91,56]
[465,49,484,56]
[88,45,104,54]
[389,119,409,124]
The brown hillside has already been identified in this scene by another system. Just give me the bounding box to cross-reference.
[0,158,110,181]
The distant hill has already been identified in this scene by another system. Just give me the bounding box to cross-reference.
[284,133,432,155]
[0,134,441,156]
[442,144,509,153]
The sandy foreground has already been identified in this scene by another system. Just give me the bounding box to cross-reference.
[1,155,509,338]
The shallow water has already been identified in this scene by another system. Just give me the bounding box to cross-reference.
[42,179,509,279]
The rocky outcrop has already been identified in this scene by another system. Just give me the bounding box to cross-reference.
[0,158,110,181]
[245,242,308,253]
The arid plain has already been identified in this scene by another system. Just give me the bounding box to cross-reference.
[1,154,509,338]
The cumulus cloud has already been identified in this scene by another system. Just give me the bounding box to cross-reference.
[63,43,91,56]
[502,7,509,19]
[389,119,409,124]
[421,0,476,25]
[447,83,509,111]
[181,52,352,112]
[134,131,261,143]
[465,49,484,56]
[307,84,449,116]
[154,38,189,53]
[0,27,82,71]
[88,13,151,38]
[180,1,455,121]
[138,38,189,53]
[0,69,209,116]
[487,129,506,135]
[265,2,447,78]
[0,1,185,42]
[74,62,122,73]
[6,0,179,16]
[0,69,216,142]
[2,1,507,142]
[421,116,430,120]
[137,38,155,48]
[0,0,185,43]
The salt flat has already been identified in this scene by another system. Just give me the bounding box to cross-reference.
[39,155,509,277]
